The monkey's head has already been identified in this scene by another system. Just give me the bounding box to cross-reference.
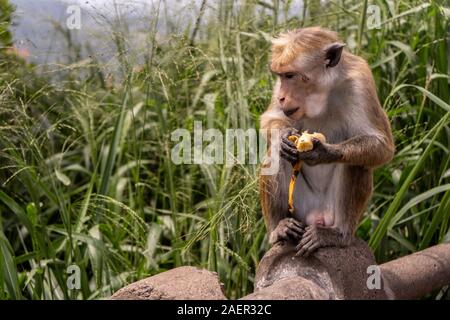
[270,27,346,120]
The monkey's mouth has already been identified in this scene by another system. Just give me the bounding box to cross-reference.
[283,107,300,117]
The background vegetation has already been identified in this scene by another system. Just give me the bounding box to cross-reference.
[0,0,449,300]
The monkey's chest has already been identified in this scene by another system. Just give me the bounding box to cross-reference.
[292,163,343,227]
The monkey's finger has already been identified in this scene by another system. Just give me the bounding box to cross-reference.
[311,138,323,149]
[287,223,305,235]
[275,230,289,242]
[286,218,305,232]
[299,242,320,258]
[281,139,297,150]
[287,218,298,224]
[296,150,314,159]
[281,142,299,158]
[296,233,313,248]
[296,235,313,250]
[286,229,302,240]
[295,239,313,257]
[281,128,298,137]
[301,226,314,238]
[281,143,298,156]
[293,220,307,230]
[288,220,305,231]
[287,217,301,225]
[295,237,319,257]
[281,137,297,150]
[290,219,306,230]
[280,149,298,164]
[280,144,297,155]
[297,151,318,161]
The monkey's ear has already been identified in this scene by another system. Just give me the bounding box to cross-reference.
[324,43,346,68]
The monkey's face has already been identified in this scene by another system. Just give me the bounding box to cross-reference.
[269,28,346,120]
[272,65,327,120]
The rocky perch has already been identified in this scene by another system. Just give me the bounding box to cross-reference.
[111,240,450,300]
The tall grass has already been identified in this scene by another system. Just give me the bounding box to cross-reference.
[0,0,449,300]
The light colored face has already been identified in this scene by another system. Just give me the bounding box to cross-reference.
[271,63,328,121]
[269,29,345,121]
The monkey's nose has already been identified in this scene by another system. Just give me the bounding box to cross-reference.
[283,107,299,117]
[279,97,285,103]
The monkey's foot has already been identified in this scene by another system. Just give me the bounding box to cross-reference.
[294,225,346,258]
[269,218,305,245]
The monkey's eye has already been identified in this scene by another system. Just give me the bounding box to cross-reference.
[284,73,295,79]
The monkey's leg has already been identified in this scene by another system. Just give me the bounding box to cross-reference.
[294,225,352,257]
[269,217,306,245]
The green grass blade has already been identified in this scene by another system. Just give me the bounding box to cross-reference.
[98,84,131,197]
[369,112,450,250]
[0,228,21,299]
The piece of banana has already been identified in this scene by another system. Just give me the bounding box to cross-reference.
[288,131,326,152]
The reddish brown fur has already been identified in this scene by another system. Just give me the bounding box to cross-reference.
[270,27,339,70]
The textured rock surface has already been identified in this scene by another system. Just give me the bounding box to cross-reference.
[380,243,450,299]
[110,266,227,300]
[251,238,387,300]
[241,277,330,300]
[110,243,450,300]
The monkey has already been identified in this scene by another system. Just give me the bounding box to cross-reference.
[259,27,394,257]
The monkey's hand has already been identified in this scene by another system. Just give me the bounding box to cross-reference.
[269,217,305,245]
[294,225,350,257]
[297,138,342,166]
[280,128,300,165]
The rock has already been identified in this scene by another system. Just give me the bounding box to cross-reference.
[252,238,387,300]
[241,277,330,300]
[110,266,227,300]
[380,243,450,299]
[110,242,450,300]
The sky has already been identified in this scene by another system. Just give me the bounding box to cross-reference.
[60,0,157,13]
[8,0,306,65]
[59,0,203,15]
[9,0,200,64]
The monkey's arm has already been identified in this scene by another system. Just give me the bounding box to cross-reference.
[259,107,293,234]
[335,134,394,167]
[291,135,394,168]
